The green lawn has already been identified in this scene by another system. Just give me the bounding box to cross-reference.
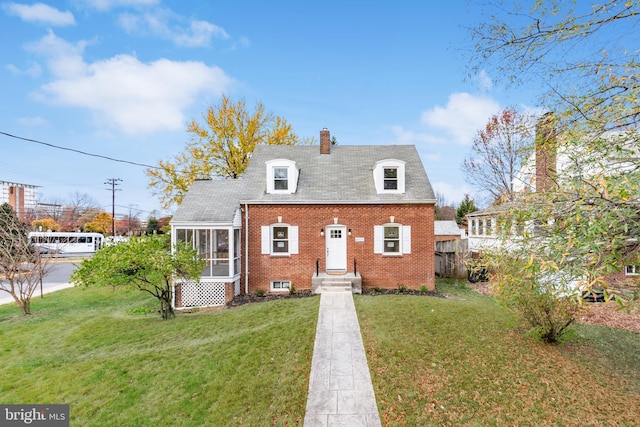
[0,287,319,426]
[355,279,640,426]
[1,280,639,426]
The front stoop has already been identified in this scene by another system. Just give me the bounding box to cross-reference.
[311,272,362,294]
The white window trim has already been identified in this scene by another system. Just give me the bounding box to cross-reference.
[266,159,299,194]
[373,159,406,194]
[625,265,640,276]
[374,224,411,255]
[261,224,299,256]
[271,280,291,291]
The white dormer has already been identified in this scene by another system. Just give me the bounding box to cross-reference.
[266,159,299,194]
[373,159,406,194]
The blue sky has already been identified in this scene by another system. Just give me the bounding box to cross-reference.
[1,0,536,219]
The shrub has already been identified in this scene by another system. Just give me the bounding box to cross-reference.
[419,285,428,294]
[255,289,266,297]
[397,284,407,294]
[491,255,582,344]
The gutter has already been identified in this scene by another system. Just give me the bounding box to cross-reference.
[244,203,249,295]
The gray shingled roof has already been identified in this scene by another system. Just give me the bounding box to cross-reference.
[434,220,463,236]
[172,144,435,223]
[171,179,249,223]
[243,144,435,203]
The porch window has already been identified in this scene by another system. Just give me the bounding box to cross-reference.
[175,227,238,278]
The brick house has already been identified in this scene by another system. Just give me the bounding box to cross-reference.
[170,129,436,309]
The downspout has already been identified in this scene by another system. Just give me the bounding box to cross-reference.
[244,203,249,295]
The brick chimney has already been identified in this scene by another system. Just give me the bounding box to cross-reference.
[535,112,557,193]
[320,128,330,155]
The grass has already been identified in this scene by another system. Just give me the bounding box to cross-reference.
[355,278,640,426]
[0,286,319,426]
[2,279,639,426]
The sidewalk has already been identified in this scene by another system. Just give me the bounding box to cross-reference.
[304,290,382,427]
[0,283,73,306]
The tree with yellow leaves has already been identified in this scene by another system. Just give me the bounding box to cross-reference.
[83,212,112,235]
[147,95,312,209]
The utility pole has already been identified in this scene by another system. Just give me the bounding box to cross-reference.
[104,178,122,236]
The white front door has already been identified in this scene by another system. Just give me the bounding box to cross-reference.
[325,225,347,271]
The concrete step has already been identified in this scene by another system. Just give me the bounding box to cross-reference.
[320,280,353,293]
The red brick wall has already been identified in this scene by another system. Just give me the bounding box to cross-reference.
[242,204,435,293]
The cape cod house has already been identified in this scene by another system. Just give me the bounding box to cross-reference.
[170,129,437,309]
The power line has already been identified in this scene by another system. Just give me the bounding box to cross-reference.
[0,131,159,169]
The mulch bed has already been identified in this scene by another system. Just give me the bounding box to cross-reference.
[226,288,444,308]
[226,290,316,308]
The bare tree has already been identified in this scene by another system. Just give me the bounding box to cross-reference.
[0,203,50,315]
[462,108,534,204]
[435,191,457,221]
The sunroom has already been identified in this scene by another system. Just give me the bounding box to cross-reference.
[171,223,242,309]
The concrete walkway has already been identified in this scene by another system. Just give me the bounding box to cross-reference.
[304,290,382,427]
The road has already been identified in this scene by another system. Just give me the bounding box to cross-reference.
[0,260,81,306]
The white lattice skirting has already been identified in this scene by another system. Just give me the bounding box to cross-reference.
[178,281,228,308]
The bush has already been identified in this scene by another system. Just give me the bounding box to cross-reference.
[255,289,266,297]
[397,284,407,294]
[491,256,582,344]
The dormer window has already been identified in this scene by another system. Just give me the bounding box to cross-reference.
[266,159,298,194]
[274,168,288,190]
[384,168,398,190]
[373,159,405,194]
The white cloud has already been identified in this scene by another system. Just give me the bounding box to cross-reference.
[26,30,89,78]
[6,61,43,77]
[29,31,234,135]
[118,9,229,47]
[3,2,75,26]
[421,92,501,145]
[476,70,493,92]
[431,181,473,206]
[389,125,447,145]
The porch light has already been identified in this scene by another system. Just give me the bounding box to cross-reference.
[320,228,324,236]
[348,229,352,236]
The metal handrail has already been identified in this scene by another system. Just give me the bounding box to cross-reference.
[316,258,319,276]
[353,258,357,276]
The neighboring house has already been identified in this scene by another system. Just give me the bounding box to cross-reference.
[1,180,38,220]
[434,220,467,278]
[170,129,437,309]
[467,120,639,286]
